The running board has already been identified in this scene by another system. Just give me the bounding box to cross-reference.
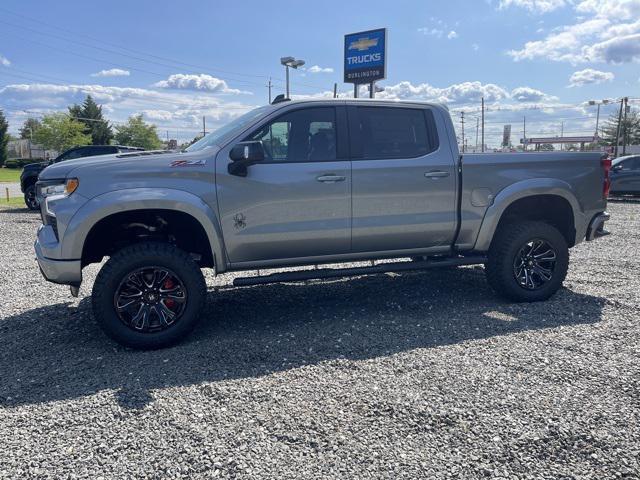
[232,256,487,287]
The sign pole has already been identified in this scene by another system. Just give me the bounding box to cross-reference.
[369,82,375,98]
[354,84,358,98]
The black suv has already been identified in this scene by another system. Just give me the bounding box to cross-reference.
[20,145,144,210]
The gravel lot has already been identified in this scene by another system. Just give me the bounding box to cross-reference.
[0,203,638,479]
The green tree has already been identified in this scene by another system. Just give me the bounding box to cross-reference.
[600,109,640,147]
[33,113,91,153]
[19,118,42,140]
[0,110,8,167]
[68,95,113,145]
[114,114,163,150]
[539,143,555,151]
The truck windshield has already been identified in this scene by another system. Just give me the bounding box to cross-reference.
[184,106,272,153]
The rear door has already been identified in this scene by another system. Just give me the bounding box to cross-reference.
[216,105,352,264]
[349,105,457,252]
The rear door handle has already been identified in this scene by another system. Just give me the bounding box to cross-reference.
[316,174,346,183]
[424,170,450,179]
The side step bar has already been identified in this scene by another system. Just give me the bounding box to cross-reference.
[232,256,487,287]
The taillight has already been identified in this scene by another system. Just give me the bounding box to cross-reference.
[601,156,611,199]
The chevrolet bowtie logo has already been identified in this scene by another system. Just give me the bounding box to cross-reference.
[348,37,378,51]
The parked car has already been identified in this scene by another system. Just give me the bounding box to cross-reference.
[20,145,144,210]
[34,99,610,349]
[610,154,640,196]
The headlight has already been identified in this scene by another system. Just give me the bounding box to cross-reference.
[38,178,79,199]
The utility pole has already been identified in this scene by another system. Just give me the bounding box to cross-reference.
[475,117,479,151]
[267,77,272,104]
[595,103,601,138]
[202,116,206,138]
[614,97,624,157]
[481,97,485,153]
[560,121,564,152]
[460,111,465,153]
[523,116,526,152]
[333,83,337,99]
[622,97,629,156]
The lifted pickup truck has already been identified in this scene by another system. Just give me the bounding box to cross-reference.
[35,99,611,349]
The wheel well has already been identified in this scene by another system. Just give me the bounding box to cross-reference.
[82,209,214,268]
[496,195,576,247]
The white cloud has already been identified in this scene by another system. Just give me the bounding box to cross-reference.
[0,82,259,138]
[511,86,558,101]
[91,68,130,77]
[307,65,334,74]
[0,54,10,67]
[508,0,640,64]
[447,30,458,39]
[418,27,444,38]
[576,0,640,20]
[499,0,567,13]
[568,68,615,86]
[374,80,508,104]
[152,74,250,94]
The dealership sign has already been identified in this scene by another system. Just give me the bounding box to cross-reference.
[344,28,387,84]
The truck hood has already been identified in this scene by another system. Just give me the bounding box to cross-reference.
[39,148,217,179]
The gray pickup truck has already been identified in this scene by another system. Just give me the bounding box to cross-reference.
[35,99,611,349]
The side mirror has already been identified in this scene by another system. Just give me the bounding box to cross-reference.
[228,141,265,177]
[612,164,623,172]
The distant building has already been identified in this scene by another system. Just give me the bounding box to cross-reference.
[7,139,58,160]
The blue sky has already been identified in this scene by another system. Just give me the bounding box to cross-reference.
[0,0,638,146]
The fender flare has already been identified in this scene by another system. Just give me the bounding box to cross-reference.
[61,188,228,271]
[473,178,584,252]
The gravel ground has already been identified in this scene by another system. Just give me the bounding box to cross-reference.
[0,203,638,479]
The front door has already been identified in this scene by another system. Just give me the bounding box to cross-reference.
[349,105,458,252]
[216,105,351,265]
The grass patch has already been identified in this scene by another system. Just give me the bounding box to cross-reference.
[0,168,22,183]
[0,196,27,209]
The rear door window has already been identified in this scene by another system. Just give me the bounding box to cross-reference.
[355,107,438,159]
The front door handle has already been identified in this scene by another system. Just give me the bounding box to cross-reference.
[424,170,450,179]
[316,174,346,183]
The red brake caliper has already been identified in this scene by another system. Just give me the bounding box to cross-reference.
[163,278,176,309]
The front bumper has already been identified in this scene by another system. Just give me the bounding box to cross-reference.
[586,212,610,241]
[35,224,82,286]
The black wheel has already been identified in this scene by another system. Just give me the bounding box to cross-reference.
[92,242,207,349]
[485,221,569,302]
[24,184,39,210]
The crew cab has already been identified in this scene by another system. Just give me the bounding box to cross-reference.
[34,99,611,349]
[20,145,144,210]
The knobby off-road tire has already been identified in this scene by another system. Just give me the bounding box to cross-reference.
[485,221,569,302]
[92,242,207,349]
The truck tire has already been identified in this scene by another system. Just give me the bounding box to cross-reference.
[24,184,39,210]
[485,221,569,302]
[92,242,207,349]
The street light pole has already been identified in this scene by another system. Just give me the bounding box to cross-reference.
[285,65,290,99]
[280,56,305,99]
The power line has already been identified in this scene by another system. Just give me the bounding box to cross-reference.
[0,9,331,93]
